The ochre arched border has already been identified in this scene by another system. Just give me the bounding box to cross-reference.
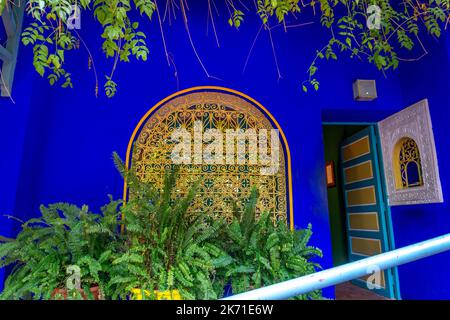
[124,86,294,230]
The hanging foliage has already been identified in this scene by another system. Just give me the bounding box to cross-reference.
[10,0,450,97]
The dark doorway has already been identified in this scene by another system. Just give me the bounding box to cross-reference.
[322,124,399,300]
[323,124,366,267]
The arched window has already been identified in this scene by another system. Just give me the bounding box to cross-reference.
[125,87,293,227]
[393,137,423,189]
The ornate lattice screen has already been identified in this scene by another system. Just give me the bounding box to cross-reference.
[396,137,423,189]
[126,88,292,224]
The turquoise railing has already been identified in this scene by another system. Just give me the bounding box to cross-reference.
[222,233,450,300]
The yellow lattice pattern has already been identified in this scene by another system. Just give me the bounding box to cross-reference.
[399,138,423,188]
[131,92,287,222]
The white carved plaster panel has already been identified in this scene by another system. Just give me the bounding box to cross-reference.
[378,99,443,206]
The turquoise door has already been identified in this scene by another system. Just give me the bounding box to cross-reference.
[340,126,399,299]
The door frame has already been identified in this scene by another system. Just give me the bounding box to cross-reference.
[323,121,401,300]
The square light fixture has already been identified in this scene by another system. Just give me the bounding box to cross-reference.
[353,79,377,101]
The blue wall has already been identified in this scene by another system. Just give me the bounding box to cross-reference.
[0,3,448,298]
[391,34,450,300]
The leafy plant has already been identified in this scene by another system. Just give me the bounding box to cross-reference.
[0,1,6,16]
[0,199,122,300]
[8,0,449,98]
[106,153,232,300]
[20,0,154,97]
[302,0,450,91]
[219,187,323,300]
[0,153,324,300]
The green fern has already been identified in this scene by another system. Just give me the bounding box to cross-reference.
[107,153,230,300]
[217,187,323,300]
[0,198,123,300]
[1,153,324,300]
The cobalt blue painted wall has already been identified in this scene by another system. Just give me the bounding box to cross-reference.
[390,34,450,300]
[0,3,447,298]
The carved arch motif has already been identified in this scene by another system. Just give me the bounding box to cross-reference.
[124,87,294,227]
[379,99,443,205]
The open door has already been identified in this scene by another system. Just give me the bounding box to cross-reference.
[340,126,398,299]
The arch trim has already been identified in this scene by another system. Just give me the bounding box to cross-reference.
[124,86,294,229]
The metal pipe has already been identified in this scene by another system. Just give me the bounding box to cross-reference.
[222,233,450,300]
